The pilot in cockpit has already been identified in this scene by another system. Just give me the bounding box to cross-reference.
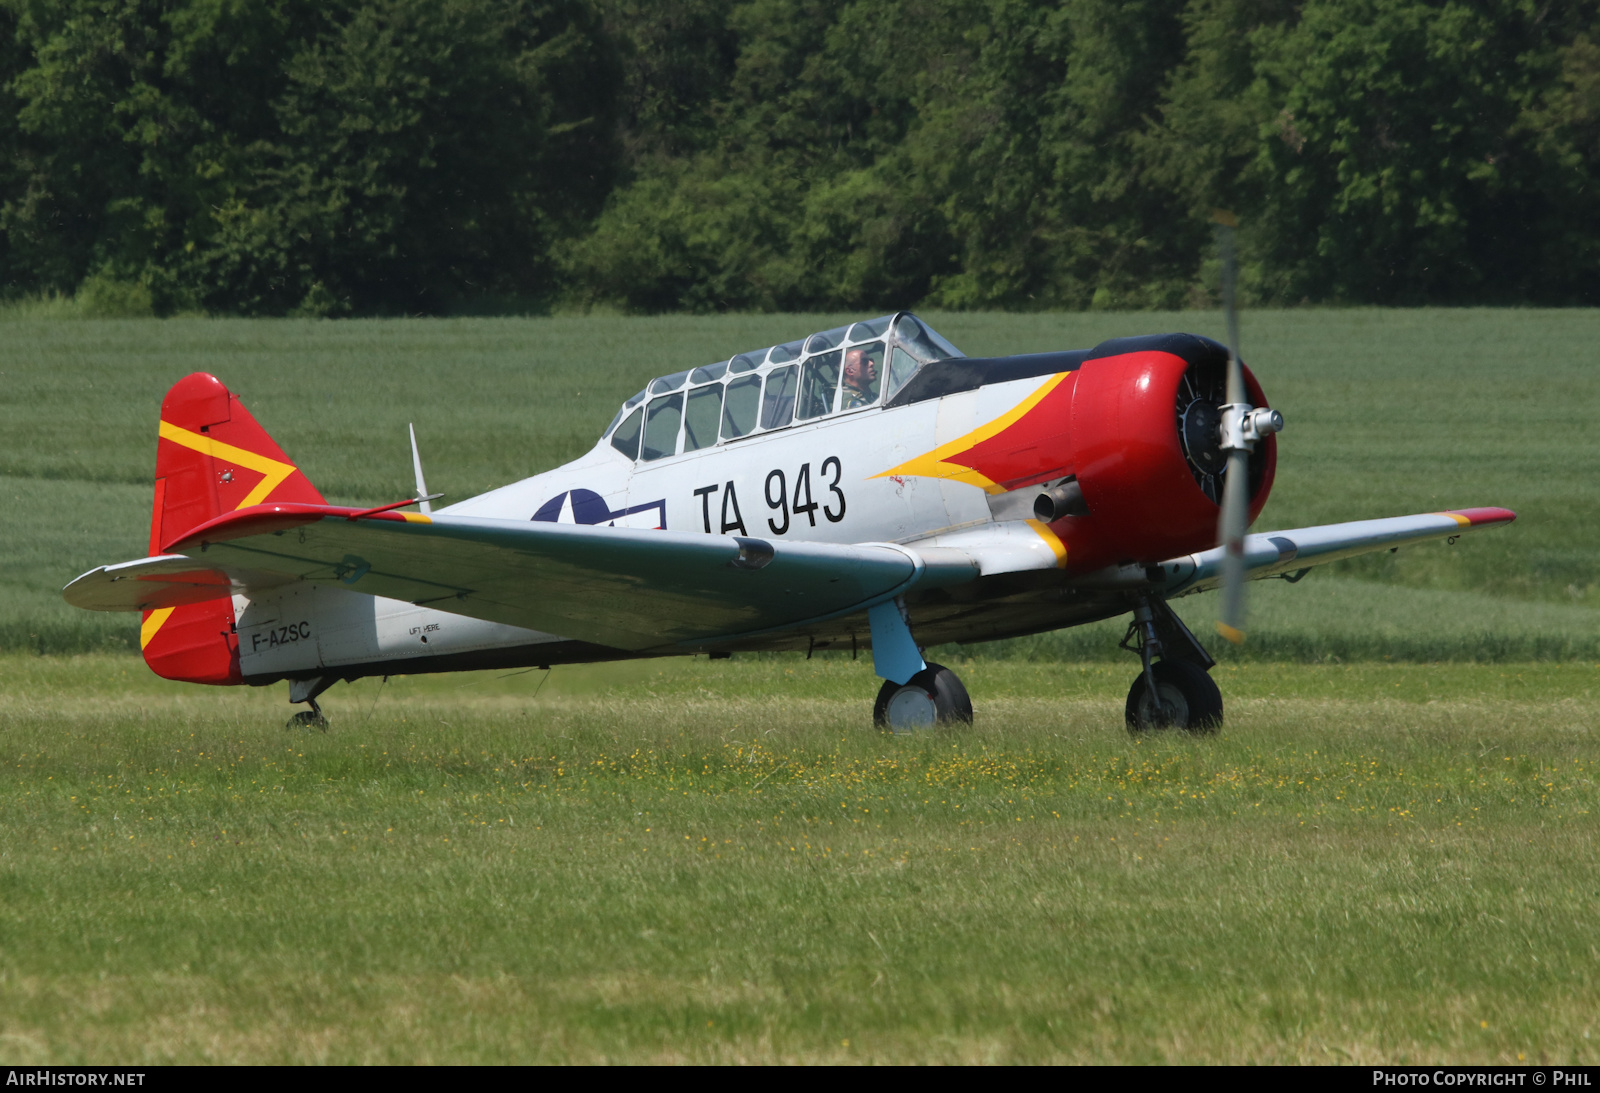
[841,345,882,409]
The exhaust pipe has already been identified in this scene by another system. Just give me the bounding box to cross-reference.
[1033,479,1088,522]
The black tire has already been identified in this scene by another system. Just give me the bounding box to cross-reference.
[286,710,328,732]
[873,662,974,733]
[1125,659,1222,734]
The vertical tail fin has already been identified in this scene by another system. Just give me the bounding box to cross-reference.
[143,373,325,684]
[149,372,326,553]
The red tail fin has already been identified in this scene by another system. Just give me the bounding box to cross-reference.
[143,373,325,684]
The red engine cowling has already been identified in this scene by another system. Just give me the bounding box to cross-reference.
[1054,335,1276,575]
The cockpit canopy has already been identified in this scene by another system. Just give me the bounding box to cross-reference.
[605,312,964,463]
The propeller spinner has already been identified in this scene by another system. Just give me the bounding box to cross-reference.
[1212,211,1284,644]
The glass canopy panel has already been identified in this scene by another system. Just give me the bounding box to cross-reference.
[683,384,723,452]
[722,375,762,439]
[804,326,850,354]
[690,361,729,384]
[761,365,798,429]
[796,351,842,420]
[641,393,683,460]
[650,369,691,394]
[846,316,893,342]
[611,406,643,459]
[884,346,921,403]
[892,315,964,362]
[767,340,804,364]
[729,352,763,373]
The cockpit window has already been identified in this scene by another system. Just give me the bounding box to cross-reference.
[796,350,842,420]
[884,346,920,403]
[722,374,761,439]
[683,384,723,452]
[892,315,963,363]
[691,361,728,384]
[767,340,804,364]
[760,365,798,429]
[611,406,643,459]
[641,393,683,461]
[650,369,691,394]
[804,326,850,354]
[729,352,762,373]
[847,315,893,342]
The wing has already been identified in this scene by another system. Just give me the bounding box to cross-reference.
[63,503,978,651]
[1077,507,1517,595]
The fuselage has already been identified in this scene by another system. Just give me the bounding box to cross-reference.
[229,318,1275,686]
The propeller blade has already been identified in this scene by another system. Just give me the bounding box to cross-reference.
[1215,209,1242,397]
[1215,446,1251,644]
[1213,210,1249,644]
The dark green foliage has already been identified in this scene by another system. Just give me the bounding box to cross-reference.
[0,0,620,315]
[2,0,1599,313]
[572,0,1600,312]
[1243,0,1600,304]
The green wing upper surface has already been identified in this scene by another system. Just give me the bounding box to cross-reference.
[65,503,976,651]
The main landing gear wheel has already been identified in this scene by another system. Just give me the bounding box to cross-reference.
[1125,660,1222,734]
[874,663,973,733]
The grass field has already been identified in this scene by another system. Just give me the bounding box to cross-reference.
[0,310,1596,1063]
[1,653,1595,1063]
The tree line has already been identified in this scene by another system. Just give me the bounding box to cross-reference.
[2,0,1597,316]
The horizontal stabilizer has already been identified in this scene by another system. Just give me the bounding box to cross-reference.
[63,555,297,611]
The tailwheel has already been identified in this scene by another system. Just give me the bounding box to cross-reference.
[287,677,333,732]
[286,700,329,732]
[873,663,973,733]
[1125,659,1222,734]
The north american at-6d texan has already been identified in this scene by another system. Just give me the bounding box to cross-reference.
[64,311,1513,733]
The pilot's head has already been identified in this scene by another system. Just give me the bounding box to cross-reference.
[843,347,878,391]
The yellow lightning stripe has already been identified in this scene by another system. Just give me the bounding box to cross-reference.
[140,607,175,649]
[873,373,1070,494]
[145,421,298,646]
[399,512,433,524]
[1025,519,1069,568]
[158,420,298,510]
[1438,511,1472,527]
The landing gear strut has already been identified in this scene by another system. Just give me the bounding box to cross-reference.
[286,675,333,731]
[1122,596,1222,733]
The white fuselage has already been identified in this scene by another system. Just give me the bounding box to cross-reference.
[235,375,1055,682]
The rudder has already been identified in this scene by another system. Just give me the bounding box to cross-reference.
[143,373,325,684]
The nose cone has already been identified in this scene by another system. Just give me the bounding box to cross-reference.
[1053,335,1276,573]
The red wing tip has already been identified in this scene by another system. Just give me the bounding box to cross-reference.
[1444,507,1517,527]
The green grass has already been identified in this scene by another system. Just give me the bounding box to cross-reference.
[0,309,1595,655]
[1,311,1594,1061]
[1,652,1596,1063]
